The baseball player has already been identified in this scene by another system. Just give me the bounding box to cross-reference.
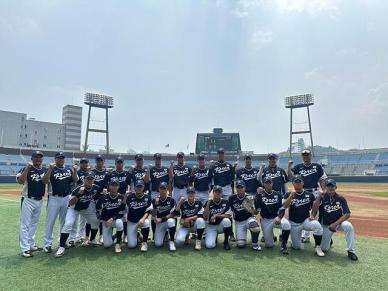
[259,153,288,196]
[255,176,291,254]
[152,182,177,251]
[190,154,213,204]
[288,149,327,243]
[228,180,261,250]
[96,178,126,254]
[175,187,205,250]
[210,148,235,199]
[17,151,46,257]
[203,185,233,250]
[126,154,150,192]
[149,153,170,200]
[43,151,78,253]
[311,179,358,261]
[282,175,325,257]
[55,171,100,257]
[235,154,260,196]
[126,180,152,252]
[170,152,191,203]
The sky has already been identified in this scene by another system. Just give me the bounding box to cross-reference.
[0,0,387,154]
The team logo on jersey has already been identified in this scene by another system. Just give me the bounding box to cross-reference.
[152,169,168,179]
[53,171,71,180]
[239,173,257,181]
[174,168,189,176]
[292,195,311,207]
[30,173,44,182]
[104,199,123,210]
[265,171,281,179]
[299,168,318,177]
[94,174,106,181]
[262,196,279,205]
[323,203,342,213]
[214,166,230,174]
[195,170,209,179]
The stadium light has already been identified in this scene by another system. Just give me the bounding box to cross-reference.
[84,92,114,109]
[284,94,314,109]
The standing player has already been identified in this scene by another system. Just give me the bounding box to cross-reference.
[126,180,152,252]
[256,177,291,254]
[170,152,191,203]
[43,151,78,253]
[235,154,260,196]
[287,149,327,243]
[175,187,205,250]
[55,171,100,257]
[152,182,177,251]
[282,175,325,257]
[127,154,150,192]
[311,179,358,261]
[96,178,126,254]
[203,186,233,250]
[210,148,235,199]
[228,180,261,250]
[260,153,288,196]
[149,153,170,200]
[190,154,213,204]
[17,151,46,257]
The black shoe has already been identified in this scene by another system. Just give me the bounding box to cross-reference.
[330,239,333,248]
[348,251,358,261]
[281,247,289,255]
[279,234,283,243]
[274,236,278,243]
[229,234,236,242]
[261,236,265,243]
[224,243,231,251]
[21,250,33,258]
[43,246,52,253]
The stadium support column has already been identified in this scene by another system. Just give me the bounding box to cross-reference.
[105,107,110,155]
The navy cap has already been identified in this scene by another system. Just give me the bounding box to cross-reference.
[95,155,104,161]
[159,182,168,189]
[135,154,144,160]
[187,186,196,193]
[267,153,278,159]
[85,171,95,179]
[301,149,311,155]
[55,151,65,158]
[153,153,162,159]
[236,180,246,188]
[213,185,223,192]
[325,179,337,187]
[177,152,184,158]
[31,150,43,158]
[217,148,225,154]
[115,156,124,163]
[80,157,89,163]
[109,178,120,186]
[263,176,273,183]
[197,154,205,160]
[244,154,252,160]
[292,175,304,183]
[135,180,145,187]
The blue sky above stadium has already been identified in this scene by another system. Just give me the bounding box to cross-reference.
[0,0,387,154]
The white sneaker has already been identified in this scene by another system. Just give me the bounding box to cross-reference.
[315,246,325,257]
[169,241,176,252]
[252,244,262,251]
[195,239,202,251]
[55,247,65,258]
[30,245,42,252]
[140,242,148,252]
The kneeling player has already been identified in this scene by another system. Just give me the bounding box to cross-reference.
[203,186,232,250]
[256,177,290,254]
[126,180,152,252]
[283,175,325,257]
[312,179,358,261]
[175,187,205,250]
[56,172,100,257]
[96,178,126,253]
[229,180,261,251]
[152,182,177,251]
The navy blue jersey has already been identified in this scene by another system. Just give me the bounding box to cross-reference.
[229,194,253,222]
[126,192,153,223]
[77,169,89,186]
[92,168,109,190]
[106,170,128,194]
[71,184,100,211]
[172,165,191,189]
[127,167,150,191]
[204,199,231,225]
[211,161,235,187]
[18,166,46,199]
[318,193,351,226]
[255,190,283,219]
[152,196,175,219]
[235,167,260,194]
[192,167,213,192]
[261,166,288,195]
[284,191,315,223]
[150,166,169,192]
[292,163,326,190]
[49,166,74,197]
[96,193,125,221]
[179,200,204,219]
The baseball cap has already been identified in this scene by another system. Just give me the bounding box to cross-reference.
[213,185,223,192]
[187,186,196,193]
[244,154,252,160]
[217,148,225,154]
[267,153,278,159]
[95,155,104,161]
[263,176,273,183]
[197,154,205,160]
[115,156,124,163]
[55,151,65,159]
[301,149,311,155]
[109,178,120,186]
[135,154,144,160]
[85,171,95,179]
[159,182,168,189]
[236,180,246,188]
[292,175,304,183]
[31,150,43,159]
[325,179,337,187]
[80,157,89,163]
[177,152,184,158]
[135,180,145,188]
[153,153,162,159]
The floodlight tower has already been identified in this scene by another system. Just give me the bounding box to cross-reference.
[83,92,114,154]
[284,94,315,157]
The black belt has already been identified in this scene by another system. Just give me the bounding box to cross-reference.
[305,188,318,192]
[174,186,187,189]
[27,195,43,201]
[52,194,68,197]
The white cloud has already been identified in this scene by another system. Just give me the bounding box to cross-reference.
[272,0,340,15]
[361,82,388,114]
[0,16,40,34]
[336,48,369,58]
[251,27,275,48]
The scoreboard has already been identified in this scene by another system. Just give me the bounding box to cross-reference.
[195,128,241,155]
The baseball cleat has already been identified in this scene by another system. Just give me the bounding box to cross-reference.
[98,236,104,244]
[21,250,33,258]
[81,240,90,247]
[43,246,52,253]
[195,239,202,250]
[67,240,76,248]
[224,243,231,251]
[55,247,65,258]
[124,236,128,244]
[140,242,148,252]
[169,241,176,252]
[252,244,262,251]
[30,245,42,252]
[89,239,100,247]
[281,247,289,255]
[115,244,122,254]
[273,236,278,243]
[315,246,325,257]
[348,251,358,261]
[184,234,190,246]
[229,234,236,242]
[260,236,265,243]
[301,237,310,243]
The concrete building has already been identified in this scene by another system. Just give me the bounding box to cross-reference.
[62,105,82,151]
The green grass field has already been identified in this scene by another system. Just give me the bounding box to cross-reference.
[1,184,388,290]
